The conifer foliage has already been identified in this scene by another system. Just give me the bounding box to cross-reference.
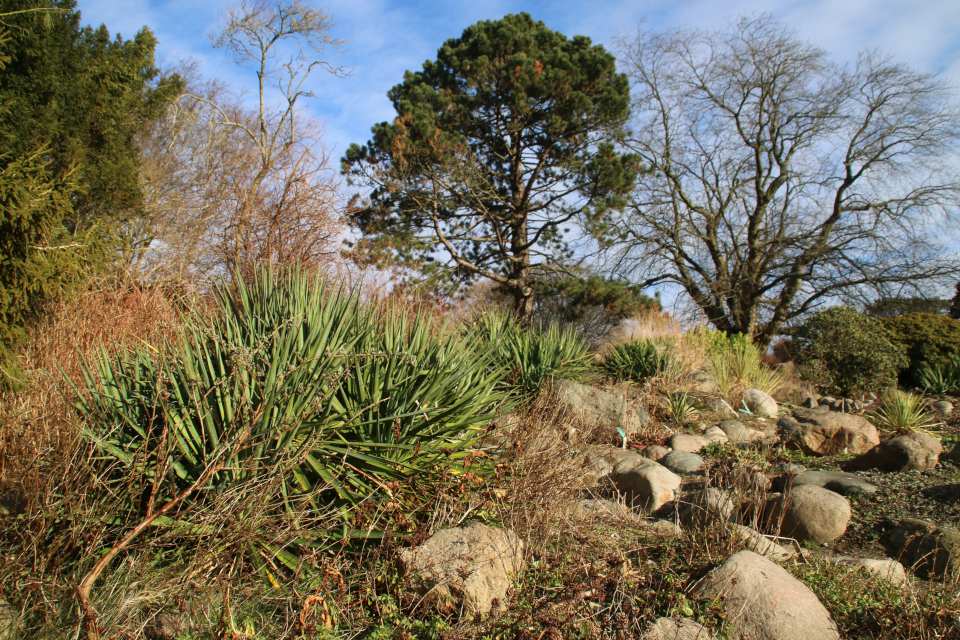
[343,13,638,319]
[0,1,179,384]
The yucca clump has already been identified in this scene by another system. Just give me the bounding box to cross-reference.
[599,338,672,383]
[870,390,940,436]
[74,268,508,579]
[916,357,960,394]
[468,308,592,398]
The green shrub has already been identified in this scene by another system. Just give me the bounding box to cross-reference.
[881,312,960,386]
[793,306,907,396]
[468,307,593,398]
[599,338,672,383]
[74,268,507,580]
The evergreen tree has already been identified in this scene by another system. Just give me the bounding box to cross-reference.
[343,13,637,319]
[0,0,181,236]
[0,2,179,385]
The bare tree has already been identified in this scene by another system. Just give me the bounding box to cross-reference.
[209,0,346,281]
[135,63,343,282]
[606,16,960,346]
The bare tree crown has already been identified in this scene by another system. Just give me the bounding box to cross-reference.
[607,15,960,345]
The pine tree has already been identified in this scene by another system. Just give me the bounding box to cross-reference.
[343,13,637,319]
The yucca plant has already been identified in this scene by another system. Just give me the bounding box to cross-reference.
[870,390,940,436]
[469,308,592,397]
[599,338,672,383]
[74,268,508,582]
[663,392,698,426]
[916,359,960,394]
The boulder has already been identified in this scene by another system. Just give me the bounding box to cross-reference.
[595,448,647,467]
[798,389,819,409]
[717,420,753,443]
[787,470,877,496]
[645,519,685,537]
[399,523,524,616]
[778,408,880,455]
[579,452,613,486]
[678,488,735,528]
[685,369,720,395]
[691,551,841,640]
[845,433,943,473]
[932,400,953,416]
[660,450,704,475]
[771,485,851,544]
[728,465,772,495]
[780,463,807,476]
[703,425,730,443]
[641,445,672,461]
[566,498,639,523]
[668,433,707,453]
[611,460,682,512]
[887,519,960,580]
[642,617,719,640]
[827,556,908,586]
[743,388,778,416]
[611,455,659,476]
[554,380,648,444]
[729,524,795,562]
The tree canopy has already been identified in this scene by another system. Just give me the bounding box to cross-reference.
[0,0,178,384]
[605,16,960,346]
[0,0,181,233]
[342,12,637,318]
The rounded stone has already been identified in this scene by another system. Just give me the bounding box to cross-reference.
[660,450,704,474]
[691,551,841,640]
[718,420,752,442]
[774,485,851,544]
[668,433,707,453]
[678,488,735,528]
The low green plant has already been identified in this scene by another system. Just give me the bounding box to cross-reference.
[870,390,940,436]
[469,308,593,397]
[663,392,698,426]
[599,338,672,383]
[793,306,907,396]
[790,559,959,638]
[882,312,960,386]
[915,357,960,394]
[74,268,508,582]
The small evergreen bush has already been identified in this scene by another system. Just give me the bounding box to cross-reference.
[793,306,907,396]
[916,358,960,394]
[74,268,508,578]
[599,338,672,383]
[881,312,960,386]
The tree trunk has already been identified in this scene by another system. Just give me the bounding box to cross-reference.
[513,280,534,323]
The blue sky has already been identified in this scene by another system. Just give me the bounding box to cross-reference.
[76,0,960,161]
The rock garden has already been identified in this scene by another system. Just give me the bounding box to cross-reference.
[1,274,960,639]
